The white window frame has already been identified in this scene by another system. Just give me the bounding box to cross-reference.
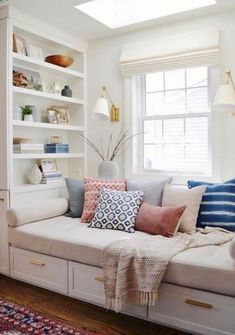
[124,66,222,184]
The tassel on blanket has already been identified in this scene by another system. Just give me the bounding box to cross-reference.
[106,290,158,312]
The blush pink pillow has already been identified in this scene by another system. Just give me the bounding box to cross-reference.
[135,202,186,237]
[81,177,126,223]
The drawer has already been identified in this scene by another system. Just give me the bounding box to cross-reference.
[68,261,147,318]
[149,283,235,335]
[10,247,68,294]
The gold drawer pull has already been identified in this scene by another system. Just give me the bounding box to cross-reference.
[185,299,213,309]
[0,198,4,202]
[30,259,45,267]
[94,275,106,282]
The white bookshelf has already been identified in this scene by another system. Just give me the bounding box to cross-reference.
[0,6,87,276]
[11,19,87,191]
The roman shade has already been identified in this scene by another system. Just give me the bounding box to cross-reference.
[120,28,220,77]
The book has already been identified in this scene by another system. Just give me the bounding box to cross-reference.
[13,143,44,153]
[45,144,69,153]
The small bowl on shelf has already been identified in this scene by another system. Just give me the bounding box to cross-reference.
[45,55,74,68]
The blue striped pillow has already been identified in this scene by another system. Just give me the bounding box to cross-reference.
[188,179,235,232]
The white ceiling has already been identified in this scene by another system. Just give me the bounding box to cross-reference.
[8,0,235,42]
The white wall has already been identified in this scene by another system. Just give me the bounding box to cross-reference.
[87,10,235,182]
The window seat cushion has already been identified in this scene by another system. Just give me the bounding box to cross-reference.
[8,216,235,297]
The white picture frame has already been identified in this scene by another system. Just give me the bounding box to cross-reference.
[41,159,57,173]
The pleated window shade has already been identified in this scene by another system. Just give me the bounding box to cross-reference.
[120,28,220,77]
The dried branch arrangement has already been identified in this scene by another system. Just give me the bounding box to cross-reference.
[79,130,141,161]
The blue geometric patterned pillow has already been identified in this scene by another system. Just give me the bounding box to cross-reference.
[88,188,144,233]
[188,179,235,232]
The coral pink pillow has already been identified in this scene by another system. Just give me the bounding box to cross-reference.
[135,202,186,237]
[81,177,126,223]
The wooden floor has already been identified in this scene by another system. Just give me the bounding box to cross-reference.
[0,275,188,335]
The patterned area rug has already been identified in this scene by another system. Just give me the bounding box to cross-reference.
[0,298,102,335]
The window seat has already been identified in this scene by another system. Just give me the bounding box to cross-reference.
[8,215,235,297]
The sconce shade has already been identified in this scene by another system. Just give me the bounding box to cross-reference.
[91,97,109,121]
[213,84,235,112]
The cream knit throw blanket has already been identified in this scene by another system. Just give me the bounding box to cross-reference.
[103,227,234,312]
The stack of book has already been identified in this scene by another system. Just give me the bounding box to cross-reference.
[13,143,44,154]
[45,144,69,153]
[40,171,63,184]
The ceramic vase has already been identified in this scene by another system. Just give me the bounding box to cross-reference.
[98,161,119,179]
[28,164,42,184]
[61,85,72,97]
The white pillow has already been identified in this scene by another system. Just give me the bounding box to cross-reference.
[162,184,206,234]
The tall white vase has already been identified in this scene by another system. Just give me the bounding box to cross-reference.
[98,161,119,179]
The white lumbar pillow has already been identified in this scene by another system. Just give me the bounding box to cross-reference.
[230,238,235,261]
[6,197,68,227]
[162,184,206,234]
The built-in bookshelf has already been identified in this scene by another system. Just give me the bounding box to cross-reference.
[0,6,87,275]
[11,19,87,191]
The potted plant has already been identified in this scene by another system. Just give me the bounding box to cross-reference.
[20,105,34,122]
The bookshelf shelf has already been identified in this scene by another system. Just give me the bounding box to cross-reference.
[13,153,85,159]
[13,120,84,132]
[13,86,84,105]
[13,52,84,79]
[13,180,66,193]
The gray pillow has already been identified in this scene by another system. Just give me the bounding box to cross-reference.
[127,177,172,206]
[65,178,84,218]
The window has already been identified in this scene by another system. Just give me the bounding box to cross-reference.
[140,66,211,175]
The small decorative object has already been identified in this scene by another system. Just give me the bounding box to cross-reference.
[13,33,27,55]
[52,105,70,124]
[13,137,32,144]
[13,70,28,87]
[27,44,43,60]
[40,159,57,173]
[47,109,58,124]
[61,85,72,97]
[91,86,120,122]
[80,130,141,179]
[20,105,34,122]
[13,66,43,91]
[48,82,61,95]
[45,55,74,68]
[51,136,62,144]
[28,164,42,185]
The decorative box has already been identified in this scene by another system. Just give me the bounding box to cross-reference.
[45,144,69,153]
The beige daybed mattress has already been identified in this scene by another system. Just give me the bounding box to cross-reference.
[8,216,235,297]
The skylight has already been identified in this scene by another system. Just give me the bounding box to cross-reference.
[75,0,216,29]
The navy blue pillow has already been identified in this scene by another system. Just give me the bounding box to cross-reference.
[188,179,235,232]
